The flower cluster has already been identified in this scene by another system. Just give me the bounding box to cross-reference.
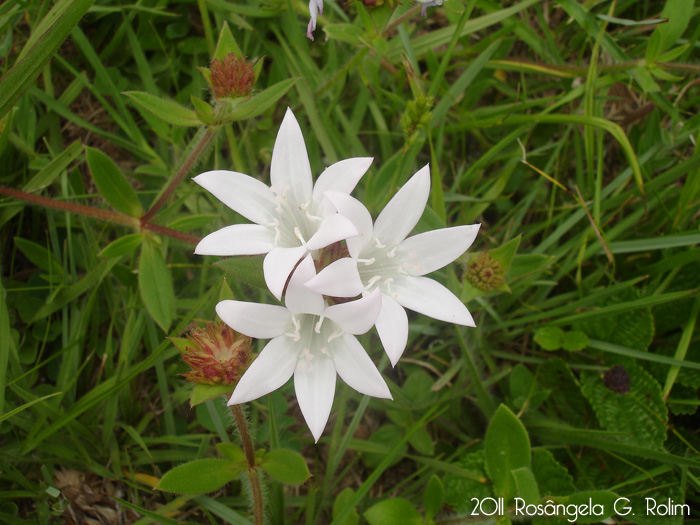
[195,108,479,441]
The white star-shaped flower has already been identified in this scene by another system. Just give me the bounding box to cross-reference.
[194,108,372,300]
[305,165,480,366]
[219,255,391,442]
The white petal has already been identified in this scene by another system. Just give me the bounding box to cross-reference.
[312,157,373,214]
[270,109,313,206]
[263,246,308,300]
[332,334,392,399]
[285,255,324,315]
[305,258,363,298]
[305,213,358,251]
[216,300,292,339]
[228,336,297,405]
[323,192,373,257]
[294,355,336,442]
[325,288,381,335]
[374,165,430,246]
[194,224,275,256]
[194,170,276,225]
[390,276,475,326]
[398,224,481,276]
[375,294,409,367]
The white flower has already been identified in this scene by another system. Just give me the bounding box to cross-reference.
[219,255,391,442]
[194,108,372,300]
[305,166,480,366]
[416,0,444,16]
[307,0,324,40]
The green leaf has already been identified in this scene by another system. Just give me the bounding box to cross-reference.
[534,326,564,351]
[509,364,535,403]
[0,392,61,425]
[332,488,360,525]
[123,91,202,127]
[323,24,366,46]
[214,21,242,60]
[190,383,236,406]
[31,259,120,322]
[362,425,408,469]
[581,364,667,449]
[511,467,540,505]
[219,278,235,302]
[261,449,311,485]
[484,404,531,499]
[98,234,144,258]
[14,237,63,281]
[226,79,297,122]
[86,147,143,217]
[215,256,267,291]
[139,241,175,332]
[0,0,96,120]
[645,0,693,61]
[531,449,576,497]
[561,331,589,351]
[562,491,618,523]
[364,498,423,525]
[407,426,434,456]
[424,475,445,520]
[216,442,245,463]
[24,140,82,192]
[156,459,242,494]
[578,288,654,351]
[443,450,491,514]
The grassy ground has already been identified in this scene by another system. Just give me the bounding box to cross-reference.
[1,0,700,522]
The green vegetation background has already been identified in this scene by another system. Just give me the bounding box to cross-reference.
[0,0,699,522]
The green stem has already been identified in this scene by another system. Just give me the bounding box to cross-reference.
[230,404,264,525]
[140,127,217,224]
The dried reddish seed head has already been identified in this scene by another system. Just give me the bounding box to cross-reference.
[603,364,631,394]
[210,53,255,100]
[177,321,254,385]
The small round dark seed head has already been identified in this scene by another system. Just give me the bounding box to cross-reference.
[603,364,631,394]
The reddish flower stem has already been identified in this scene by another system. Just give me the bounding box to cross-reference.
[140,127,217,225]
[230,405,264,525]
[0,185,202,245]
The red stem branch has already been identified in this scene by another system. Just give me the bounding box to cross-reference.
[0,185,202,245]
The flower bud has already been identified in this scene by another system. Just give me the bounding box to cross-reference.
[209,53,255,100]
[176,321,254,385]
[464,252,505,292]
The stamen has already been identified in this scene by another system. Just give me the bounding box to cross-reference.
[314,315,325,334]
[305,210,323,222]
[364,275,381,291]
[357,257,375,266]
[303,348,314,361]
[386,247,397,259]
[374,238,386,249]
[294,227,307,247]
[287,316,301,342]
[319,346,328,354]
[383,277,394,294]
[327,331,344,343]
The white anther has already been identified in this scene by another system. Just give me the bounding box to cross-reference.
[386,247,397,259]
[357,257,375,266]
[374,238,386,249]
